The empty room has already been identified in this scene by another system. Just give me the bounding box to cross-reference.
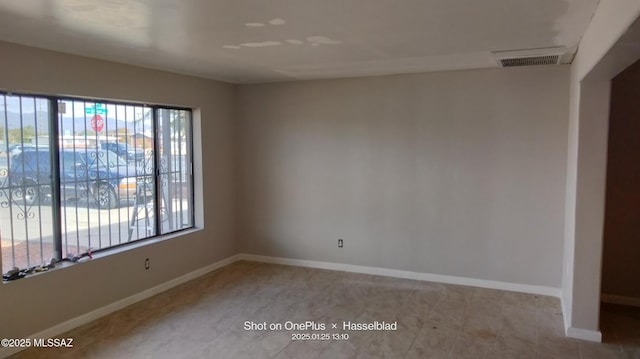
[1,0,640,358]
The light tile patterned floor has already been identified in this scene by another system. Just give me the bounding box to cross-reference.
[10,261,640,358]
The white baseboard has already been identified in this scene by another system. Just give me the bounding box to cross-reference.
[561,294,571,336]
[601,293,640,307]
[563,292,640,342]
[0,254,241,359]
[561,292,601,342]
[1,252,566,358]
[559,292,604,342]
[238,253,562,298]
[566,327,602,342]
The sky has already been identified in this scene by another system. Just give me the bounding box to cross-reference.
[1,95,153,135]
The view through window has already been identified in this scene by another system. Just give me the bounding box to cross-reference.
[0,93,194,276]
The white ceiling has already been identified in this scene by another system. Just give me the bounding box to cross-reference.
[0,0,599,83]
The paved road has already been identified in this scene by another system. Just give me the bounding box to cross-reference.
[1,197,189,271]
[1,201,141,268]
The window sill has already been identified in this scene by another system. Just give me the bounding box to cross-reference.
[2,227,203,284]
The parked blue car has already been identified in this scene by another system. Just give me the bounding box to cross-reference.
[9,148,144,209]
[100,142,145,163]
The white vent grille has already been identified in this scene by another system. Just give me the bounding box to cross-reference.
[492,47,570,68]
[499,55,560,67]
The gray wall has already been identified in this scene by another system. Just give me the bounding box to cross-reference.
[0,41,236,339]
[562,0,640,336]
[237,66,570,288]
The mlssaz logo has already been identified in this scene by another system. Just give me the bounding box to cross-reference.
[33,338,74,348]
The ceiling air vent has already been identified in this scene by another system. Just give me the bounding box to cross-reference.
[499,55,560,67]
[492,47,570,68]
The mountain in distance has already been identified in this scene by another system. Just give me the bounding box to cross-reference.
[1,111,148,134]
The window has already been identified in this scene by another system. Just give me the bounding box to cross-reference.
[1,93,194,277]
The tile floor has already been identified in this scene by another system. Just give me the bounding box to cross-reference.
[9,261,640,358]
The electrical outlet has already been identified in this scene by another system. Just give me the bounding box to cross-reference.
[338,239,343,248]
[145,258,150,270]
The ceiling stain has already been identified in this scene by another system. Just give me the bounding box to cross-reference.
[269,18,286,26]
[306,36,342,45]
[223,36,342,50]
[239,41,282,48]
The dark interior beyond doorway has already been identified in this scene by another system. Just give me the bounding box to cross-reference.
[601,58,640,346]
[602,58,640,301]
[600,303,640,351]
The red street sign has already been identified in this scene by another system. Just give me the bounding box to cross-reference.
[90,115,104,132]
